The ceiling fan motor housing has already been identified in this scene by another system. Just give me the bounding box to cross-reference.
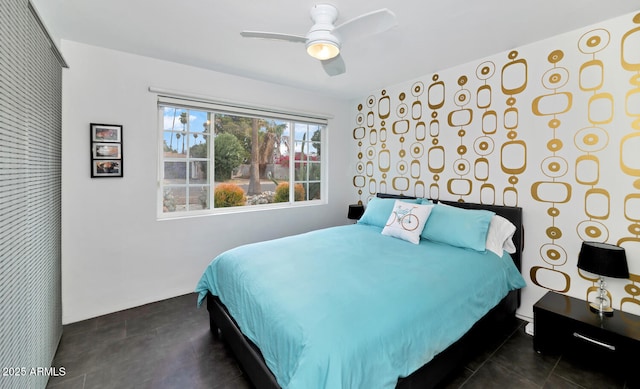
[306,4,341,59]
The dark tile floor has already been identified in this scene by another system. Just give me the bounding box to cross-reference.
[46,293,628,389]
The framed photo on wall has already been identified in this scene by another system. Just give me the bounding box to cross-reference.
[92,160,121,177]
[92,143,121,159]
[90,123,123,177]
[91,123,121,142]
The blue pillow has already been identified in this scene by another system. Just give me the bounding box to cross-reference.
[421,204,494,251]
[358,197,420,228]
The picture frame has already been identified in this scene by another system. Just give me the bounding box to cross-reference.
[90,123,123,178]
[92,160,122,177]
[91,123,121,143]
[92,143,121,159]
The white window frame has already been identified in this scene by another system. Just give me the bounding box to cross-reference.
[155,93,329,219]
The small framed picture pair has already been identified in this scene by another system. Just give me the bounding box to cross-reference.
[90,123,123,178]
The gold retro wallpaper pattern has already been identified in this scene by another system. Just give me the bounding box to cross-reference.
[351,11,640,318]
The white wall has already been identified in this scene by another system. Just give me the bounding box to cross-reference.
[61,40,353,324]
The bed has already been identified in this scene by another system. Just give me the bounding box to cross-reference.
[196,194,525,388]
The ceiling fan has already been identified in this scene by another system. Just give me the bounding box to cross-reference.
[240,4,397,76]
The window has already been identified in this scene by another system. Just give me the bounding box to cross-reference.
[158,97,326,216]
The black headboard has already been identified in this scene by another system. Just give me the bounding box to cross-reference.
[375,193,524,273]
[376,193,420,200]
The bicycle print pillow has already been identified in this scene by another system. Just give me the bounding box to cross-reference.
[381,200,434,244]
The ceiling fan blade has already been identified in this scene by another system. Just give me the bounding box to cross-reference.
[321,54,346,76]
[240,31,306,43]
[333,9,397,42]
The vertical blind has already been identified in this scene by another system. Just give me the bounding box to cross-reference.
[0,1,65,388]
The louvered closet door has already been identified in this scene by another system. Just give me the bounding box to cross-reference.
[0,0,32,386]
[0,1,63,388]
[24,1,63,384]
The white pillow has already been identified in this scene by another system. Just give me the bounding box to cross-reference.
[381,200,434,244]
[485,214,517,257]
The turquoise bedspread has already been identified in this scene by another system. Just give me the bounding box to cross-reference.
[196,224,525,389]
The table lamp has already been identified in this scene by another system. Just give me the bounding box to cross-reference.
[577,241,629,316]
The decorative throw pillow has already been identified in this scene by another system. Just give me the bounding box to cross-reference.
[485,215,517,257]
[358,197,420,228]
[381,200,434,244]
[421,204,494,251]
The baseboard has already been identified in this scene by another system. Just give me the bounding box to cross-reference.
[524,321,534,336]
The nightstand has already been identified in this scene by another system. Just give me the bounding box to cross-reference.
[533,291,640,384]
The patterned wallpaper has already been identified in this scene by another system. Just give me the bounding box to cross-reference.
[351,11,640,318]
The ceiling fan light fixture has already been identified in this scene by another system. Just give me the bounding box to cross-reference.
[306,40,340,60]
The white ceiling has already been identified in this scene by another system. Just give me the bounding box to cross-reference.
[32,0,639,99]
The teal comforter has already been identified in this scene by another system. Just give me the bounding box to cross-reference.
[196,224,525,389]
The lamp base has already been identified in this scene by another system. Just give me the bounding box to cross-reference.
[589,302,614,316]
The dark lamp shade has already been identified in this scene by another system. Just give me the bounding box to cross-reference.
[577,241,629,278]
[347,204,365,220]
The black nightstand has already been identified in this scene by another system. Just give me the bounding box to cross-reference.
[533,291,640,384]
